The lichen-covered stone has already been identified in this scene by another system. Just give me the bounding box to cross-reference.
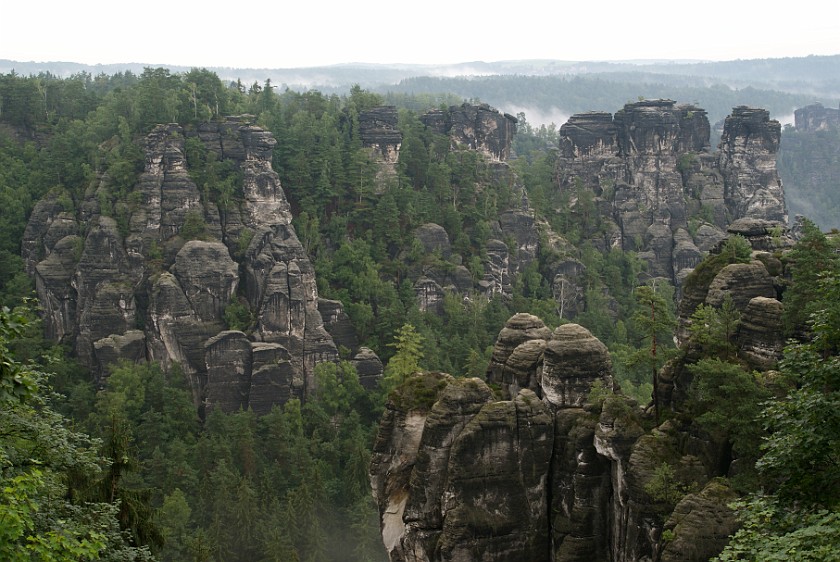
[660,479,738,562]
[487,313,552,391]
[705,262,776,310]
[542,324,613,408]
[23,118,339,410]
[436,390,554,562]
[737,296,785,370]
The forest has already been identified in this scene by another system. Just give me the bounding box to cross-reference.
[0,66,838,561]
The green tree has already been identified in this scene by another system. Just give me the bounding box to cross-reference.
[717,274,840,559]
[631,281,677,422]
[687,358,770,487]
[383,323,424,390]
[0,305,153,560]
[782,218,840,336]
[688,294,741,359]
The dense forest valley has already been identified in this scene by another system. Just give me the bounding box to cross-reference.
[0,65,839,561]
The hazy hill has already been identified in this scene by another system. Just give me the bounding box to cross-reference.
[3,55,838,126]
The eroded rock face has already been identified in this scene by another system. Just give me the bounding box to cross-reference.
[23,118,354,413]
[737,296,785,370]
[421,103,517,161]
[555,101,786,287]
[719,107,786,224]
[372,315,740,562]
[542,323,613,408]
[487,312,552,397]
[359,106,402,162]
[794,102,840,132]
[371,373,553,562]
[369,372,453,559]
[659,479,738,562]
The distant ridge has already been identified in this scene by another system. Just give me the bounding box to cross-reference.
[3,54,839,90]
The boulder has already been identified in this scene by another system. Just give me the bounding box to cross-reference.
[542,324,613,409]
[737,296,785,370]
[660,479,739,562]
[487,313,552,388]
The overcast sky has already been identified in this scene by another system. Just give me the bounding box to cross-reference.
[3,0,838,68]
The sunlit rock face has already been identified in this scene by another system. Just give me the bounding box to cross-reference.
[22,117,362,412]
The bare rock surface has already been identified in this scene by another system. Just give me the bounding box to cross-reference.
[23,118,341,412]
[371,314,744,562]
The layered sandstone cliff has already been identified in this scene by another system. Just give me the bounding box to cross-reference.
[556,100,786,289]
[371,312,754,561]
[23,117,365,413]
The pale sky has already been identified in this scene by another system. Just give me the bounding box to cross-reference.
[2,0,838,68]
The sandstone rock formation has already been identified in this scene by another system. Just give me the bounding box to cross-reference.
[794,102,840,132]
[661,225,791,408]
[555,100,786,290]
[421,103,517,161]
[23,117,378,412]
[371,315,749,562]
[718,107,786,223]
[359,106,401,183]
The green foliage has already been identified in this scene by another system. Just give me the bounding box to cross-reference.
[676,152,697,176]
[179,209,209,241]
[223,298,252,332]
[383,323,424,390]
[0,304,154,560]
[388,372,450,412]
[644,462,691,507]
[781,218,840,336]
[687,359,771,484]
[629,281,678,419]
[689,294,741,359]
[0,305,39,403]
[715,497,840,562]
[720,274,840,558]
[759,302,840,506]
[682,234,752,297]
[585,378,612,410]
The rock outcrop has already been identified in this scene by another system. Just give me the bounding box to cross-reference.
[371,317,740,562]
[718,107,786,224]
[779,103,840,230]
[359,106,401,183]
[421,103,517,161]
[22,117,375,412]
[556,100,786,289]
[794,102,840,132]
